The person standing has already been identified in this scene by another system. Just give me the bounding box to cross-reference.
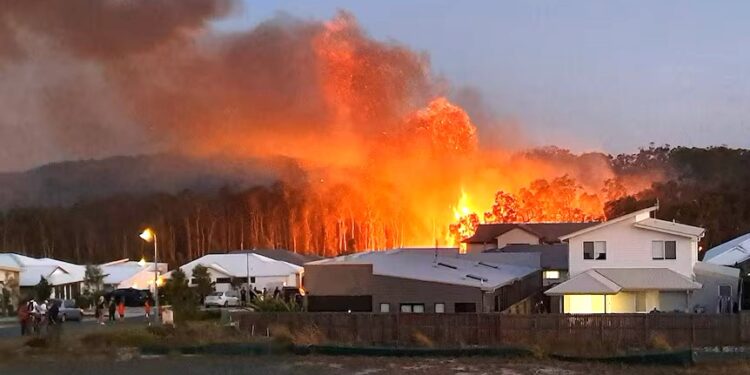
[240,288,247,307]
[117,298,125,321]
[47,300,62,343]
[96,296,106,325]
[144,299,152,325]
[273,286,281,300]
[108,298,116,322]
[35,300,48,335]
[17,299,30,336]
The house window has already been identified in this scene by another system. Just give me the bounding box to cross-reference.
[635,292,647,312]
[379,303,390,313]
[435,303,445,313]
[215,278,231,284]
[454,303,477,313]
[583,241,606,260]
[719,285,732,298]
[543,270,560,280]
[652,241,677,260]
[400,303,425,313]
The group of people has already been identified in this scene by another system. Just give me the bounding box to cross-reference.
[94,296,128,325]
[17,298,62,336]
[238,286,283,306]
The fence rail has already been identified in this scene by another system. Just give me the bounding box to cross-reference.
[231,312,750,351]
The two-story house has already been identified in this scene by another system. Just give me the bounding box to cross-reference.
[545,206,740,314]
[465,222,599,287]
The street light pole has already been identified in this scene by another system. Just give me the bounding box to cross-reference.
[140,228,160,325]
[152,231,160,325]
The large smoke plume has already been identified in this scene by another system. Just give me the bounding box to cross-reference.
[0,1,656,249]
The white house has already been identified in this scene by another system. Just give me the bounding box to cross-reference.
[0,253,86,300]
[702,233,750,266]
[172,253,303,292]
[100,259,169,291]
[545,206,740,314]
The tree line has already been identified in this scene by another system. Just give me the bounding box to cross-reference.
[0,146,748,266]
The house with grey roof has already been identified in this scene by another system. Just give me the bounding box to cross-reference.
[703,233,750,309]
[544,206,740,314]
[304,248,542,314]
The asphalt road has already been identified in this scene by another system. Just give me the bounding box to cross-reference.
[0,307,148,339]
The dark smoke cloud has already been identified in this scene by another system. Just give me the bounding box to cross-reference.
[0,2,445,171]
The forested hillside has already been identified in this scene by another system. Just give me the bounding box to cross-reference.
[1,146,748,266]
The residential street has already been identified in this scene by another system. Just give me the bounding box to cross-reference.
[0,308,147,339]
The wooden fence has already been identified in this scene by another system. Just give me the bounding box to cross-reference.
[231,312,750,352]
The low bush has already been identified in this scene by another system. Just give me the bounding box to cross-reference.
[81,329,158,348]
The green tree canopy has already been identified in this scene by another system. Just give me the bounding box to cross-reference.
[35,276,52,301]
[191,265,213,300]
[83,264,105,295]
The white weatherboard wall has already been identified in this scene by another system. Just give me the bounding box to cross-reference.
[496,228,540,248]
[567,214,697,278]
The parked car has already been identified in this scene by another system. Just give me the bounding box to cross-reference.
[204,290,240,308]
[49,299,83,322]
[104,288,152,307]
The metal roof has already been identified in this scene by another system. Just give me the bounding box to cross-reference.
[0,253,85,287]
[484,243,568,270]
[464,222,599,244]
[100,260,167,285]
[175,253,302,279]
[633,218,705,238]
[307,249,539,291]
[228,249,323,266]
[703,233,750,266]
[545,268,702,296]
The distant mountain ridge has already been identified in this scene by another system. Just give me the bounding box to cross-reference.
[0,153,294,209]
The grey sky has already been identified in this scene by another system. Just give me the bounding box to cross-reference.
[219,0,750,153]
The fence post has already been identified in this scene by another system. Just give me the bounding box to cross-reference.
[690,314,695,348]
[395,313,400,348]
[476,313,481,346]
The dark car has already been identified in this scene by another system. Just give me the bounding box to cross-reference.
[104,288,152,307]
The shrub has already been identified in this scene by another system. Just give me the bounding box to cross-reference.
[268,323,293,344]
[293,325,326,346]
[249,297,301,312]
[411,330,434,348]
[81,330,158,348]
[649,333,672,351]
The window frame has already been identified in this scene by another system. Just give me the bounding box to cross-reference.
[399,303,425,313]
[652,240,677,260]
[379,303,390,313]
[583,241,607,260]
[434,303,445,313]
[719,285,732,298]
[543,270,561,280]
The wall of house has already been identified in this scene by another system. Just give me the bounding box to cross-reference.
[305,264,541,314]
[693,269,740,313]
[466,243,493,254]
[496,228,540,248]
[567,216,696,277]
[660,292,689,312]
[542,270,568,287]
[0,269,20,309]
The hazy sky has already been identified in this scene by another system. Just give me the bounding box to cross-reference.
[218,0,750,153]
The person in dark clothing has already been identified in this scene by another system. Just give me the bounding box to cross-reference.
[240,288,247,307]
[108,298,117,322]
[17,299,30,336]
[273,287,281,299]
[47,300,62,343]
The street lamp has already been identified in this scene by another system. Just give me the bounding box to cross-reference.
[139,228,160,324]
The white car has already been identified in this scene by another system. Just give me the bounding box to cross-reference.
[204,291,240,308]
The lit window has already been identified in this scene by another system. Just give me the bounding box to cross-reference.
[543,270,561,280]
[399,304,425,313]
[652,241,677,260]
[379,303,390,313]
[583,241,607,260]
[434,303,445,313]
[635,292,647,312]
